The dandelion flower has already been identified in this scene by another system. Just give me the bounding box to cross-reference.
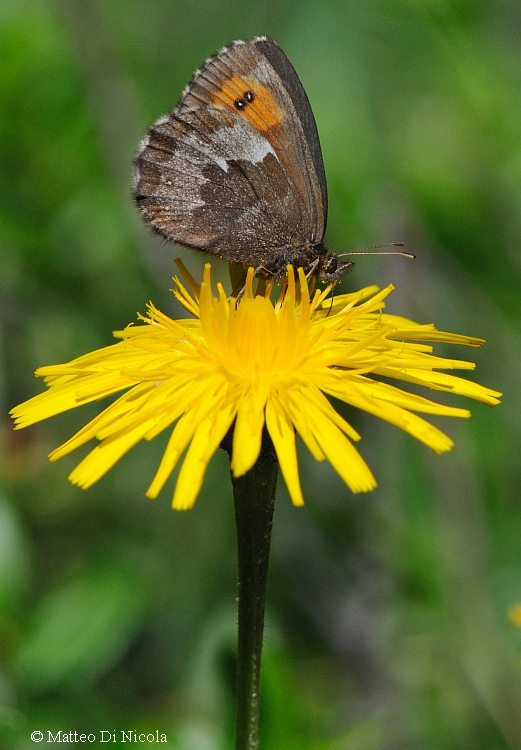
[11,264,501,509]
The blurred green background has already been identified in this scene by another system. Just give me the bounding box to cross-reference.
[1,0,521,747]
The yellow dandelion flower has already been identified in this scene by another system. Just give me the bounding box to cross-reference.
[10,264,501,510]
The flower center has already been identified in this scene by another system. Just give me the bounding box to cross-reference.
[230,296,280,380]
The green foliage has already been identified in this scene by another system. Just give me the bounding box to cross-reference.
[2,0,521,747]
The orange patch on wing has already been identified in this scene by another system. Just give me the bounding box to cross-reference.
[210,74,283,133]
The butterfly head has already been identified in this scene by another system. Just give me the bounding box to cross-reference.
[312,243,354,284]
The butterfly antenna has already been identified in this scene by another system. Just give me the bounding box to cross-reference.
[337,242,415,259]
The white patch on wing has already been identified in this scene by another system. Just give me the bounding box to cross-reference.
[177,117,276,174]
[177,131,230,173]
[208,119,277,167]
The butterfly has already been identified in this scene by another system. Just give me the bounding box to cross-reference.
[133,36,353,282]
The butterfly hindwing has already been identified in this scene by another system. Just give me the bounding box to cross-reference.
[134,106,307,267]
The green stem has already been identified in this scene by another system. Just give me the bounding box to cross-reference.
[225,433,278,750]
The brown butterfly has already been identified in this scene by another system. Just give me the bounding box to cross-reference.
[133,37,354,282]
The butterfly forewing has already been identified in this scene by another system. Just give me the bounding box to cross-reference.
[177,38,327,241]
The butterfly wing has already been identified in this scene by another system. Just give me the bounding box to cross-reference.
[176,37,328,240]
[133,37,327,267]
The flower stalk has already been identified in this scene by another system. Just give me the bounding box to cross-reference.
[224,430,278,750]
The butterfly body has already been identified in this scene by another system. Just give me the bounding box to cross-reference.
[133,37,353,282]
